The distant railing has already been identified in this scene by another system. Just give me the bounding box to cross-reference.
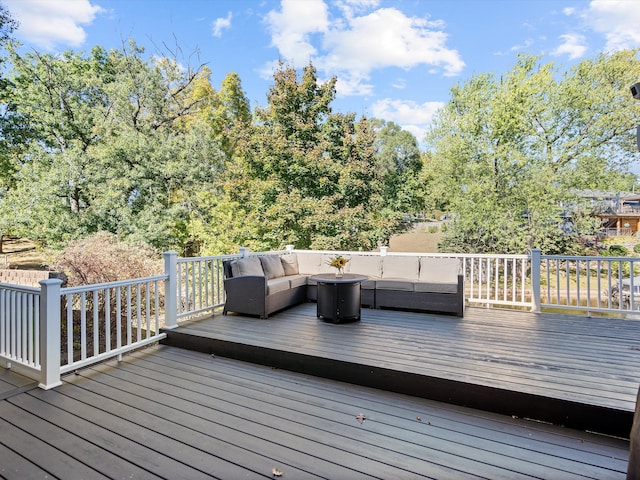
[603,228,633,237]
[3,247,640,390]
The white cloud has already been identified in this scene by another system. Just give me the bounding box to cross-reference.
[265,0,329,64]
[4,0,104,50]
[263,2,464,97]
[371,98,444,141]
[585,0,640,52]
[552,33,588,59]
[212,12,232,38]
[322,8,462,76]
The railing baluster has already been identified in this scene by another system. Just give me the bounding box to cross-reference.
[105,288,111,352]
[67,293,73,365]
[80,292,87,360]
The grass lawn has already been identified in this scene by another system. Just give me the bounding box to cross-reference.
[389,231,443,253]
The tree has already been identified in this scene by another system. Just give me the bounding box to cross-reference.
[219,62,405,252]
[0,4,18,252]
[368,119,424,213]
[426,51,640,254]
[3,41,223,250]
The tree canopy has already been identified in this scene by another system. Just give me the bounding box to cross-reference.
[0,18,638,256]
[425,51,640,254]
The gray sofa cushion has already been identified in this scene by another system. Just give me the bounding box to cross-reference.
[376,279,415,291]
[267,277,291,295]
[382,256,419,280]
[260,255,285,279]
[288,274,307,289]
[280,254,299,275]
[348,255,382,278]
[231,256,264,277]
[414,281,459,294]
[419,257,459,284]
[297,252,323,274]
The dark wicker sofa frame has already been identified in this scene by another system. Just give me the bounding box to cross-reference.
[222,257,464,319]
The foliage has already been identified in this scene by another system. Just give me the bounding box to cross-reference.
[204,62,409,253]
[633,244,640,254]
[51,231,161,286]
[2,41,224,250]
[426,51,640,254]
[605,244,629,256]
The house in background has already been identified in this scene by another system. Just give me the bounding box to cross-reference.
[591,192,640,237]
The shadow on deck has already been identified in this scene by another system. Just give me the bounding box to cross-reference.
[162,304,640,439]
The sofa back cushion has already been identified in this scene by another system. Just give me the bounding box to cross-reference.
[296,253,323,274]
[382,255,419,280]
[280,254,299,276]
[231,256,264,277]
[260,255,286,279]
[348,255,382,278]
[419,257,459,284]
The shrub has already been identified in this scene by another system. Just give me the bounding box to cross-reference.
[634,244,640,254]
[606,244,628,257]
[52,231,161,287]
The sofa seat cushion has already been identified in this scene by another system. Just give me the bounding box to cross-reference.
[348,255,382,278]
[260,255,286,279]
[361,279,376,290]
[288,274,307,289]
[376,279,415,292]
[382,256,419,280]
[231,256,264,277]
[414,281,458,294]
[267,277,291,295]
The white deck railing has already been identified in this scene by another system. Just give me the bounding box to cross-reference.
[0,284,40,373]
[3,247,640,389]
[534,250,640,316]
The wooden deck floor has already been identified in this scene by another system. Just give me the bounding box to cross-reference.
[163,305,640,438]
[0,345,631,479]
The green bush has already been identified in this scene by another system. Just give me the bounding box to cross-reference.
[606,244,629,256]
[633,244,640,254]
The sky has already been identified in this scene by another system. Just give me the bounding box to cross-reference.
[3,0,640,141]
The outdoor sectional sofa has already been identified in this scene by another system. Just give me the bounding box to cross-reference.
[222,251,464,319]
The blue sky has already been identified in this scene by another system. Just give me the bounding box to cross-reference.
[3,0,640,141]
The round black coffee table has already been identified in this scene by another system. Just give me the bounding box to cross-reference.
[309,273,368,323]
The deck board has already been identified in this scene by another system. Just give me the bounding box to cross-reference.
[162,305,640,437]
[0,345,630,479]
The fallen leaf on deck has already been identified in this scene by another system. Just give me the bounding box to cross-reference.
[416,416,422,422]
[355,413,366,424]
[272,467,283,477]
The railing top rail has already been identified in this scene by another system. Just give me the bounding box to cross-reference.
[0,282,41,293]
[540,254,640,262]
[289,249,529,260]
[177,254,240,263]
[61,274,168,294]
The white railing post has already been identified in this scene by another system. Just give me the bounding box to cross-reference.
[239,247,250,258]
[380,246,389,256]
[531,249,541,313]
[164,251,178,329]
[285,245,294,252]
[39,279,63,389]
